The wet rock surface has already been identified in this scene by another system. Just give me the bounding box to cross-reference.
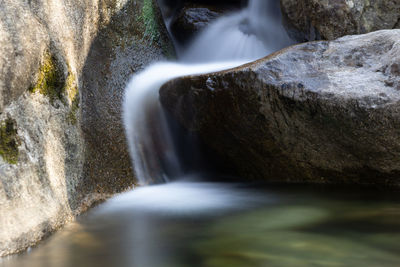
[167,0,245,44]
[170,6,221,44]
[0,0,173,257]
[281,0,400,41]
[160,30,400,186]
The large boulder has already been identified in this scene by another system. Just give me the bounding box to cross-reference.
[0,0,173,257]
[281,0,400,41]
[160,30,400,186]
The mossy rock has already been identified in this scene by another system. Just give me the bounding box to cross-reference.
[139,0,176,58]
[67,95,80,125]
[141,0,161,43]
[30,53,65,104]
[0,118,20,164]
[64,66,80,125]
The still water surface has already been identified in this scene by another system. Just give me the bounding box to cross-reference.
[2,180,400,267]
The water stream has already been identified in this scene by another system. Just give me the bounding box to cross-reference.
[2,1,400,266]
[123,0,292,185]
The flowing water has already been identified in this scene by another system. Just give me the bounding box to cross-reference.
[2,0,400,266]
[181,0,292,62]
[123,61,245,184]
[123,0,292,185]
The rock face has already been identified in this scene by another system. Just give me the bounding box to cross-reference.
[0,0,173,257]
[281,0,400,41]
[81,0,174,200]
[161,30,400,186]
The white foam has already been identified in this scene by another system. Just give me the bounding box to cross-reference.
[96,180,269,215]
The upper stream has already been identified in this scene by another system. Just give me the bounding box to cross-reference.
[1,1,400,266]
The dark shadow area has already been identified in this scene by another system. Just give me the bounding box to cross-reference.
[162,108,240,181]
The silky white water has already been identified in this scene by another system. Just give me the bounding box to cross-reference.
[123,61,246,184]
[181,0,293,62]
[123,0,293,185]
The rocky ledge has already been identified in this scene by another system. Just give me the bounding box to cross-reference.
[160,30,400,186]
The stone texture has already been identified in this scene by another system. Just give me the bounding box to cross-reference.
[170,6,221,43]
[81,0,175,198]
[164,0,246,7]
[160,30,400,186]
[280,0,400,41]
[164,0,245,44]
[0,0,173,257]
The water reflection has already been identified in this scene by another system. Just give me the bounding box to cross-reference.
[1,183,400,267]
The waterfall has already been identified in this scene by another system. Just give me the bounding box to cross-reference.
[181,0,292,63]
[123,61,245,185]
[123,0,292,185]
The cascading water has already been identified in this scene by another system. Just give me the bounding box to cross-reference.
[123,61,245,185]
[6,3,400,267]
[123,0,293,185]
[181,0,292,63]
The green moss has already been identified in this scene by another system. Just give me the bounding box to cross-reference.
[67,95,80,125]
[0,118,20,164]
[64,67,80,125]
[64,69,78,102]
[140,0,161,43]
[138,0,176,58]
[30,53,65,103]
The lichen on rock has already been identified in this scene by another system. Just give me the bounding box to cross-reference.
[29,53,65,104]
[67,96,80,125]
[64,70,78,104]
[64,67,80,125]
[0,118,20,164]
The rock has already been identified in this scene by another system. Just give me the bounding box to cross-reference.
[281,0,400,41]
[160,29,400,186]
[170,6,221,44]
[81,0,175,201]
[166,0,246,7]
[168,0,245,44]
[0,0,174,257]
